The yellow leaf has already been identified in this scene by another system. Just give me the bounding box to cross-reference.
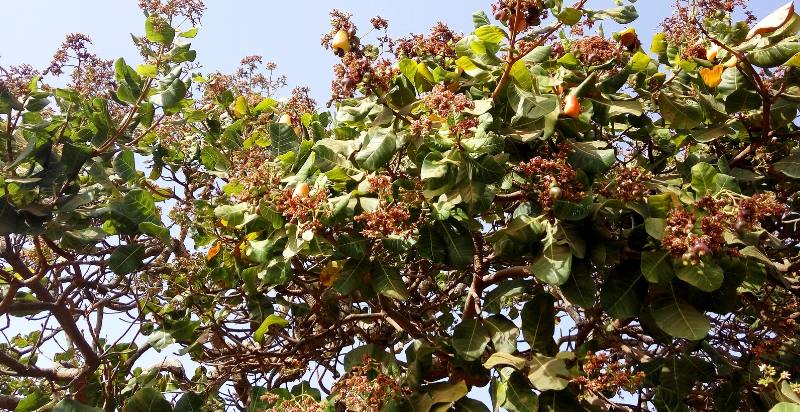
[747,1,795,40]
[320,261,343,287]
[207,242,221,260]
[700,65,725,88]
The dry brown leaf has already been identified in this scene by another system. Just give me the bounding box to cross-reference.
[747,1,795,40]
[207,242,221,260]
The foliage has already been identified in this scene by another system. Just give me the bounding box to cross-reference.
[2,0,800,411]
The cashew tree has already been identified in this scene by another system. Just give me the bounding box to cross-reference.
[2,0,800,411]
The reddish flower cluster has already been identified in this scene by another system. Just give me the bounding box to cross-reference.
[46,33,114,97]
[682,43,708,60]
[370,16,389,30]
[574,351,646,395]
[331,359,410,411]
[282,86,317,125]
[598,167,651,202]
[736,192,786,230]
[410,116,433,136]
[354,175,413,239]
[661,201,725,264]
[516,155,585,210]
[424,84,474,118]
[138,0,206,25]
[275,186,330,233]
[661,0,754,47]
[258,393,326,412]
[330,54,396,101]
[0,64,41,98]
[392,22,462,60]
[572,36,621,66]
[492,0,548,32]
[228,147,282,205]
[449,117,479,137]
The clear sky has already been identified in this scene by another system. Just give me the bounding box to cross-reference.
[0,1,784,104]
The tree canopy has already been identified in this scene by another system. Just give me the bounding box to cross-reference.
[2,0,800,410]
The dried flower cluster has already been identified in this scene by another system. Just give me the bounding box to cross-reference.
[598,167,651,202]
[661,201,725,264]
[516,154,585,210]
[392,22,462,60]
[424,84,474,118]
[281,86,317,126]
[46,33,114,97]
[228,147,283,205]
[735,192,786,230]
[661,0,754,48]
[572,36,621,66]
[575,351,646,395]
[138,0,206,25]
[275,186,330,233]
[331,360,410,411]
[258,393,327,412]
[492,0,548,32]
[0,64,41,98]
[662,191,786,263]
[354,175,413,239]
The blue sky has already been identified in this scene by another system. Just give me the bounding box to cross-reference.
[0,1,784,104]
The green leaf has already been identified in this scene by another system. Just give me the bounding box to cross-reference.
[372,265,409,300]
[149,67,186,108]
[332,256,370,295]
[475,25,507,45]
[113,149,137,182]
[355,129,397,171]
[641,250,674,283]
[568,141,615,174]
[560,261,597,308]
[530,243,572,285]
[484,314,519,353]
[109,244,145,275]
[53,399,104,412]
[483,352,527,370]
[521,294,555,354]
[676,261,724,292]
[452,318,491,361]
[268,123,299,156]
[15,390,49,412]
[748,39,800,68]
[174,393,203,412]
[659,94,703,129]
[138,222,171,244]
[437,220,475,269]
[557,8,582,25]
[110,189,160,232]
[771,403,800,412]
[775,153,800,178]
[147,330,175,350]
[690,162,717,196]
[645,218,667,240]
[600,261,647,319]
[122,388,172,412]
[254,315,289,343]
[145,16,176,45]
[650,292,710,340]
[495,372,539,412]
[527,355,570,391]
